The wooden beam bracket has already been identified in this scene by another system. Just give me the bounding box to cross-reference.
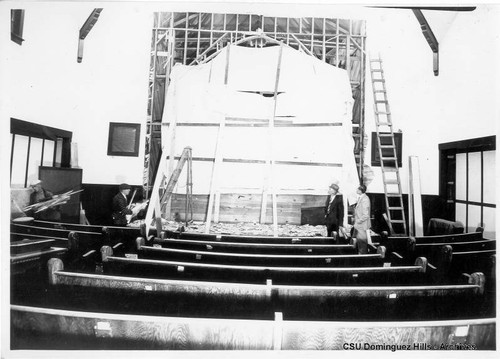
[412,9,439,76]
[77,8,103,63]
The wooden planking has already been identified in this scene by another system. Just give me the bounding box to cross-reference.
[169,193,302,224]
[11,305,495,350]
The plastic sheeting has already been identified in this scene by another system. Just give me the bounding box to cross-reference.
[162,44,359,204]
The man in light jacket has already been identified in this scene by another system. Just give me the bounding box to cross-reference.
[354,184,372,254]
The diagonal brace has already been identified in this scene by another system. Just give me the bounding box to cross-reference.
[413,9,439,76]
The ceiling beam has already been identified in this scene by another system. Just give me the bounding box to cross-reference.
[77,8,103,63]
[412,9,439,76]
[368,6,476,12]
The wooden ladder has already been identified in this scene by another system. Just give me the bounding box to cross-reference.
[369,57,407,236]
[145,146,193,237]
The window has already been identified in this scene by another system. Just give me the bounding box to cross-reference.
[107,123,141,157]
[439,135,496,239]
[11,9,25,45]
[10,118,72,187]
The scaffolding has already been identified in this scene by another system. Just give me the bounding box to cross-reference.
[144,12,367,198]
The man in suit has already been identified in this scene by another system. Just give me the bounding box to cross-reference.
[324,183,344,241]
[354,184,372,254]
[112,183,132,226]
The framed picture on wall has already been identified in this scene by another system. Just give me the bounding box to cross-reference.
[371,132,403,167]
[107,122,141,157]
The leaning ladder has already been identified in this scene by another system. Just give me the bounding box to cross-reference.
[369,57,407,236]
[145,146,193,237]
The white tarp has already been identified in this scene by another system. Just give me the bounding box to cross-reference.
[162,44,359,204]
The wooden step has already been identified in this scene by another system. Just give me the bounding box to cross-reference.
[380,145,395,149]
[386,193,402,197]
[382,167,399,172]
[384,180,399,184]
[391,220,406,224]
[377,122,392,126]
[388,207,404,210]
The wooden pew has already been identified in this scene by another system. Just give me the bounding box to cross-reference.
[32,219,104,233]
[48,257,485,301]
[163,229,381,244]
[413,239,496,265]
[11,238,56,255]
[164,230,339,244]
[11,223,104,247]
[379,231,484,252]
[32,219,144,246]
[11,304,496,350]
[150,237,358,255]
[101,246,429,285]
[448,248,496,277]
[135,244,388,267]
[45,257,486,321]
[11,240,67,275]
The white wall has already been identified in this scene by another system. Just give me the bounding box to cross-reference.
[3,3,498,192]
[5,2,152,185]
[363,6,499,195]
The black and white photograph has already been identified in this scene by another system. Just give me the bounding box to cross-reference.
[1,0,498,357]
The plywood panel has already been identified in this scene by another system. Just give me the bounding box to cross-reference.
[173,127,219,157]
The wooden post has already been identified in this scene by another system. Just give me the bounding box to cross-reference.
[261,43,283,237]
[415,257,427,273]
[408,157,414,237]
[136,237,145,251]
[469,272,485,295]
[101,227,111,246]
[101,246,113,262]
[185,147,193,226]
[144,153,168,236]
[48,258,64,285]
[205,44,231,233]
[68,232,79,257]
[273,312,283,350]
[409,156,424,236]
